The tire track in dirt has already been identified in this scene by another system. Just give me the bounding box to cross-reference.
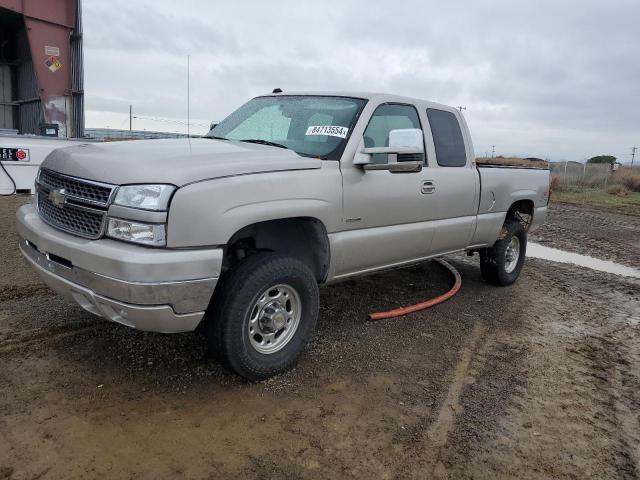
[0,284,53,303]
[570,331,640,479]
[528,263,640,478]
[0,282,94,353]
[426,320,487,478]
[421,260,640,479]
[0,323,102,354]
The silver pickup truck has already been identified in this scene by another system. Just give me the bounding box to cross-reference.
[16,92,549,379]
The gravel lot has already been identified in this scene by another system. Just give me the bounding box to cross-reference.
[1,196,639,479]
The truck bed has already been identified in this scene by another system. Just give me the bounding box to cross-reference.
[476,157,549,170]
[476,164,550,216]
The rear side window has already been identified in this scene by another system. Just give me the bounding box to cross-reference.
[427,109,467,167]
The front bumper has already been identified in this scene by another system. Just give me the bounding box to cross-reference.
[17,204,223,333]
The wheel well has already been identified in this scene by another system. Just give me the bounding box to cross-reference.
[506,200,534,231]
[223,218,330,282]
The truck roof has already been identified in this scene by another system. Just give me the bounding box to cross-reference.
[261,91,458,114]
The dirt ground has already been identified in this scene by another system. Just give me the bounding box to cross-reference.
[531,202,640,269]
[1,196,639,480]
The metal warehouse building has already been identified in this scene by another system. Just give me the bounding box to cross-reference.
[0,0,83,138]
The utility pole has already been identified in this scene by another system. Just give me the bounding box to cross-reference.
[632,146,637,166]
[187,55,190,138]
[129,104,132,132]
[491,145,495,158]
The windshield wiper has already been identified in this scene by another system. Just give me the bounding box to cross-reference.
[206,135,229,140]
[239,139,289,149]
[299,152,328,160]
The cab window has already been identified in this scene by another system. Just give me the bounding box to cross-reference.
[363,104,424,163]
[427,109,467,167]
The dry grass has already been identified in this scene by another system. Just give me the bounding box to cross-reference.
[606,184,632,196]
[552,187,640,216]
[612,166,640,192]
[476,156,549,169]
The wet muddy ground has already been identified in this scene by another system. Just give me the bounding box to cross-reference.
[1,196,639,479]
[531,202,640,269]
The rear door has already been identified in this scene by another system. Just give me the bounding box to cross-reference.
[422,108,479,254]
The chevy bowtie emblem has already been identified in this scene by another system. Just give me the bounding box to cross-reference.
[49,188,66,208]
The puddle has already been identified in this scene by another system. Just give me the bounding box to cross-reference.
[527,243,640,279]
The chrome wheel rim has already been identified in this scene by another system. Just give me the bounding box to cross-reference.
[504,236,521,274]
[247,284,301,354]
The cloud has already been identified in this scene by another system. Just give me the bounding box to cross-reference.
[83,0,640,161]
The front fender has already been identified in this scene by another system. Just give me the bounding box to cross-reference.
[166,165,342,248]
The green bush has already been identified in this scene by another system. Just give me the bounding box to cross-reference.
[587,155,616,165]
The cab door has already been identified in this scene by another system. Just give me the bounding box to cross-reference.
[334,103,437,278]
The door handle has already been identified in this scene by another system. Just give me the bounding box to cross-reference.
[422,180,436,194]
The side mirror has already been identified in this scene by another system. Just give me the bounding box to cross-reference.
[354,129,424,172]
[209,122,219,130]
[388,128,424,152]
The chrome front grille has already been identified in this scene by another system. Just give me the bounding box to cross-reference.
[37,193,106,238]
[38,169,114,206]
[36,170,116,239]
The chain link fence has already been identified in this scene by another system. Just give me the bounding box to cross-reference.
[550,163,640,214]
[550,161,612,189]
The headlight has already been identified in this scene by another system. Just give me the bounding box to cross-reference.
[114,184,175,210]
[107,218,167,247]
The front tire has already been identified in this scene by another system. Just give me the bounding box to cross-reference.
[480,220,527,286]
[206,252,319,381]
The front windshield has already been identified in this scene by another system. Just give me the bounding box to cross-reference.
[205,95,366,160]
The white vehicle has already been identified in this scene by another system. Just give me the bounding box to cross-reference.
[1,135,84,194]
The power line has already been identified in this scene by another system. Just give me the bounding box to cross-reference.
[131,115,209,128]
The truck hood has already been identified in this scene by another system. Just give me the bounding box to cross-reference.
[42,138,322,186]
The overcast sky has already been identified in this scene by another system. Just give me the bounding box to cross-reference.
[83,0,639,163]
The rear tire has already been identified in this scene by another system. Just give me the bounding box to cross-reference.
[206,252,319,381]
[480,220,527,286]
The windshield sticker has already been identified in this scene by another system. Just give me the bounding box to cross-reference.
[305,125,349,138]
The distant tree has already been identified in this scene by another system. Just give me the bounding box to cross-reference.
[587,155,616,165]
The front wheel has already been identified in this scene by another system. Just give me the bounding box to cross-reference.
[206,252,319,380]
[479,220,527,286]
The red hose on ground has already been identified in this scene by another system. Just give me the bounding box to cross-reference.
[367,258,462,321]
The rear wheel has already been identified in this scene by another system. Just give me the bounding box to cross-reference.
[206,252,319,380]
[480,220,527,286]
